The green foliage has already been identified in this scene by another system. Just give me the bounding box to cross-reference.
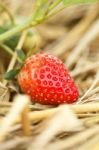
[0,26,20,49]
[16,49,26,62]
[63,0,98,5]
[0,0,98,45]
[1,0,98,81]
[36,0,48,7]
[5,35,20,49]
[34,0,49,22]
[4,69,20,80]
[0,26,6,33]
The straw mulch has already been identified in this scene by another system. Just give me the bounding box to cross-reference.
[0,1,99,150]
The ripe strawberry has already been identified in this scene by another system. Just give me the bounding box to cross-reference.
[18,53,79,105]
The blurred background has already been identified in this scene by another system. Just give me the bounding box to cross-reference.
[0,1,99,150]
[0,0,99,103]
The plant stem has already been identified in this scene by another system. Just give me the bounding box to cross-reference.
[7,31,27,72]
[0,43,13,56]
[47,6,65,19]
[3,31,27,86]
[0,43,21,62]
[0,0,63,42]
[0,22,30,42]
[48,0,62,11]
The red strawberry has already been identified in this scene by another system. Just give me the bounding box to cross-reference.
[18,53,79,105]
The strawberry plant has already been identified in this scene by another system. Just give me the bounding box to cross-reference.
[18,53,79,105]
[0,0,98,105]
[0,1,99,149]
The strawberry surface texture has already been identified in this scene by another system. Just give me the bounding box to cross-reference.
[18,53,79,105]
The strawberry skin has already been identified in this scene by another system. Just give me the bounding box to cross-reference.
[18,53,79,105]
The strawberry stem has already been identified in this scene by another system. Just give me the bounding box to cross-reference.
[0,0,63,42]
[0,21,30,42]
[0,1,97,46]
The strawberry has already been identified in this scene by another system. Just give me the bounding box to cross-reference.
[18,53,79,105]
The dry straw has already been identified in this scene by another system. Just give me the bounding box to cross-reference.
[0,95,30,141]
[0,2,99,150]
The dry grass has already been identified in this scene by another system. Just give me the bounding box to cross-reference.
[0,1,99,150]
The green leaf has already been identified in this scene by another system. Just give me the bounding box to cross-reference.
[34,0,49,22]
[36,0,48,7]
[0,26,6,34]
[63,0,98,5]
[0,26,20,49]
[4,69,20,80]
[35,4,49,22]
[16,49,26,61]
[5,35,20,49]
